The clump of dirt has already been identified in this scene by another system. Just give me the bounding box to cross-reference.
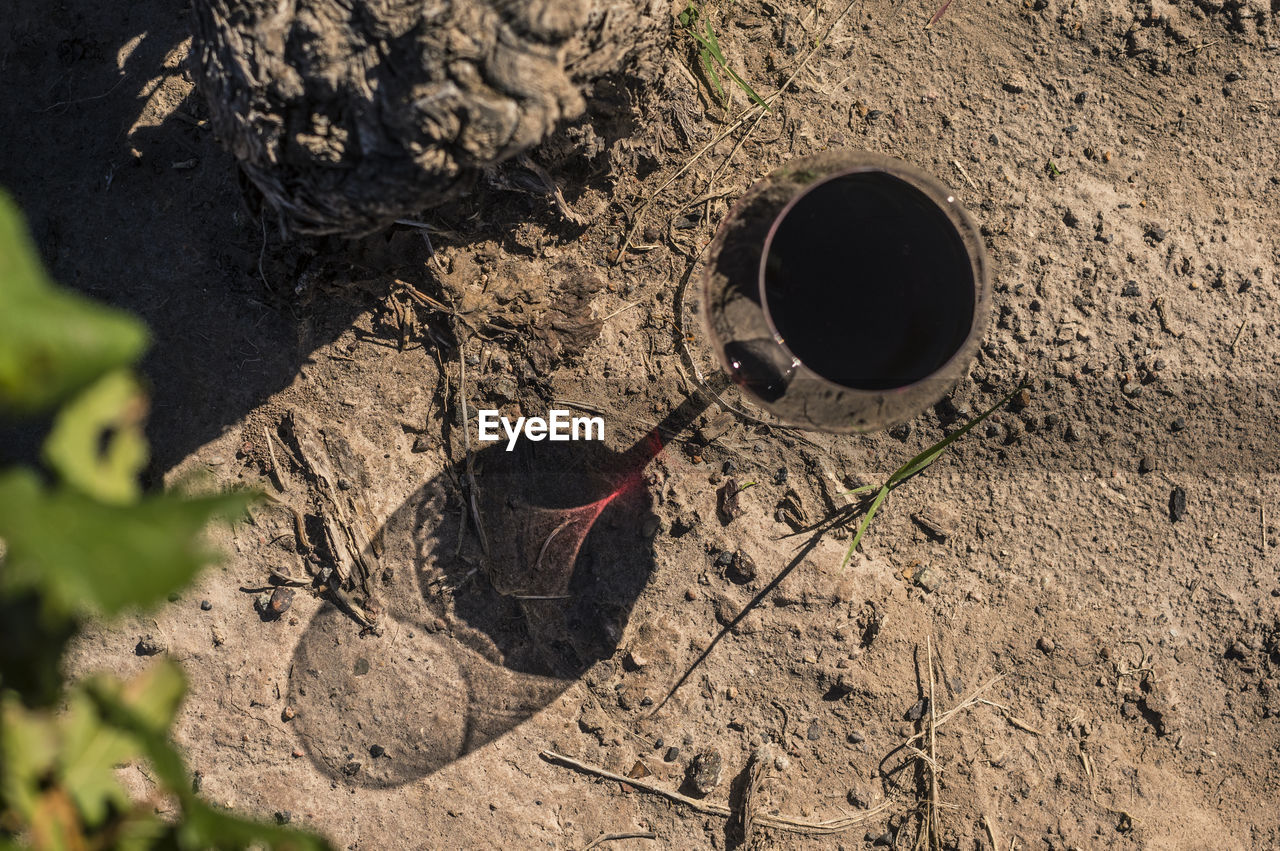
[191,0,672,234]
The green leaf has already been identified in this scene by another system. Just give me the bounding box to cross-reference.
[86,666,334,851]
[0,693,62,824]
[57,691,136,827]
[0,190,148,415]
[0,589,78,706]
[842,486,889,566]
[0,469,254,617]
[697,47,727,101]
[841,380,1030,566]
[883,380,1029,489]
[43,370,149,505]
[721,63,769,111]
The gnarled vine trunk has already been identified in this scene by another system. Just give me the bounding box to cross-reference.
[192,0,672,236]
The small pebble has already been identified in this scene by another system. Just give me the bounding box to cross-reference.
[200,599,212,611]
[369,744,385,758]
[905,699,929,722]
[342,761,361,777]
[1138,455,1156,474]
[848,787,872,809]
[281,706,296,721]
[687,749,724,795]
[1170,417,1186,432]
[714,550,734,567]
[274,811,291,825]
[135,636,163,657]
[654,738,665,750]
[1146,224,1167,242]
[664,746,680,763]
[1169,486,1188,522]
[871,828,897,846]
[1121,281,1141,297]
[729,551,757,584]
[806,722,822,741]
[847,730,866,745]
[1037,636,1056,654]
[268,586,295,616]
[914,566,941,594]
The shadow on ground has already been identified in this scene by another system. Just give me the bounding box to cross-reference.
[285,387,723,786]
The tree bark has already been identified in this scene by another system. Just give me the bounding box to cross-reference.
[192,0,672,236]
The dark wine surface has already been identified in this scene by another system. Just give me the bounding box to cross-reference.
[763,172,975,390]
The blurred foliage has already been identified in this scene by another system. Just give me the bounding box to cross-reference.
[0,190,331,850]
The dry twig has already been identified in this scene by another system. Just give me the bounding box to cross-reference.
[541,750,888,836]
[614,0,860,263]
[581,832,657,850]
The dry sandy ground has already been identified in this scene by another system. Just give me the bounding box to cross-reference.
[3,0,1280,848]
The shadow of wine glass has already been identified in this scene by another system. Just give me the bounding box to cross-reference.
[287,390,715,787]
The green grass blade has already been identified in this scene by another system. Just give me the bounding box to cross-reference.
[681,7,769,111]
[839,484,876,497]
[701,20,769,111]
[842,486,889,566]
[703,20,726,64]
[721,65,770,110]
[840,379,1030,567]
[700,49,726,101]
[886,379,1030,488]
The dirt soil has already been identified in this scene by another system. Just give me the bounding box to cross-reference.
[4,0,1280,848]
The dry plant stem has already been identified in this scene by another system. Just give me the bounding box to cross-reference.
[895,676,1003,754]
[581,832,658,850]
[706,0,860,188]
[739,747,770,848]
[540,751,890,835]
[1229,319,1246,354]
[454,323,489,560]
[615,113,757,263]
[615,0,859,264]
[517,153,588,225]
[262,424,284,492]
[926,637,941,851]
[925,0,957,29]
[982,814,1002,850]
[974,699,1046,735]
[951,159,978,191]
